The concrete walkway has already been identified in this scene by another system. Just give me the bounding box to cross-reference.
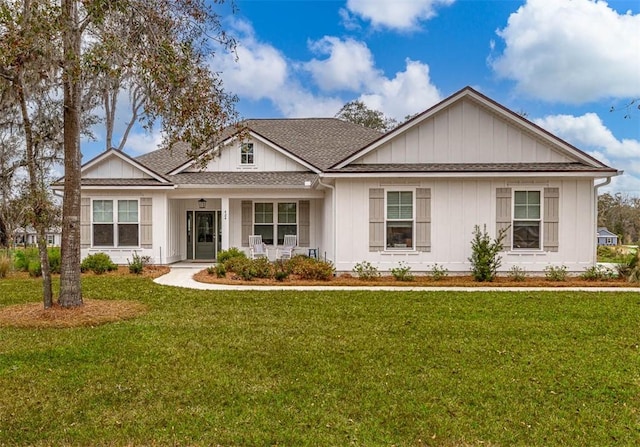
[154,265,640,292]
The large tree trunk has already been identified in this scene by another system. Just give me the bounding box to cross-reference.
[59,0,83,308]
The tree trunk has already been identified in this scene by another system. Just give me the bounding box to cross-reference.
[59,0,83,308]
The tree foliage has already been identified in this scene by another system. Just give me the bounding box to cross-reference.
[335,100,397,132]
[598,192,640,244]
[1,0,241,308]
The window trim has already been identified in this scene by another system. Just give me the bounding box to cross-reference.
[385,189,415,251]
[91,199,140,248]
[253,201,298,246]
[511,189,543,251]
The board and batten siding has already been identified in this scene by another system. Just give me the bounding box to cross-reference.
[334,178,595,273]
[356,99,574,165]
[198,139,307,172]
[84,156,151,179]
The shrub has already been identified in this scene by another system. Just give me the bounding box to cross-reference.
[13,247,39,272]
[217,247,247,264]
[0,254,10,278]
[251,257,274,279]
[352,261,380,280]
[81,253,118,274]
[580,265,616,281]
[48,247,61,274]
[430,263,449,281]
[616,250,640,282]
[208,263,227,278]
[274,269,289,282]
[28,259,42,277]
[469,224,507,282]
[288,257,334,281]
[390,261,414,281]
[507,266,527,282]
[223,256,251,274]
[127,252,150,274]
[544,265,567,282]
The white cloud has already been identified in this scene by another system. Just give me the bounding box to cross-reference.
[492,0,640,103]
[123,130,164,156]
[214,20,288,101]
[305,37,379,91]
[346,0,455,30]
[359,59,441,120]
[534,113,640,159]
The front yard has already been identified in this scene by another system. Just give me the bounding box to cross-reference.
[1,274,639,445]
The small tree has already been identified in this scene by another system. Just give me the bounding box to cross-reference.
[469,224,508,282]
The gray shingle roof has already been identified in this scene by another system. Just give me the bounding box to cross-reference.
[168,171,317,186]
[77,178,173,186]
[327,162,618,174]
[134,118,382,174]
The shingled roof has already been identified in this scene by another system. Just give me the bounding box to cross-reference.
[134,118,382,174]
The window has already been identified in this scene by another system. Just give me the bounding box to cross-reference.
[513,191,541,249]
[254,202,297,245]
[386,191,413,249]
[93,199,139,247]
[240,143,254,165]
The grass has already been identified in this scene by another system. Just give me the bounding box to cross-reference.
[1,275,639,446]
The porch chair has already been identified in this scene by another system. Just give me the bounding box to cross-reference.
[249,235,268,259]
[277,234,297,260]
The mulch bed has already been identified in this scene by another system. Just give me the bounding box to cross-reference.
[0,266,169,328]
[193,270,639,288]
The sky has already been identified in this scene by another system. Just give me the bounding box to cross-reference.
[87,0,640,194]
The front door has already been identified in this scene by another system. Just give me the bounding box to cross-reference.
[195,211,215,259]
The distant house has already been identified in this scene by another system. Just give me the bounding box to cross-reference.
[14,227,62,247]
[597,227,618,246]
[57,86,620,272]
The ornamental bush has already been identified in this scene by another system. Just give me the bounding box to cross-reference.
[469,224,507,282]
[81,253,118,274]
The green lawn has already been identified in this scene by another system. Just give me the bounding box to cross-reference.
[1,275,639,446]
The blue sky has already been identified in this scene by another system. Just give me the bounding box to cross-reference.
[91,0,640,193]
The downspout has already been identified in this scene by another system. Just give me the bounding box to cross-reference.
[317,176,336,264]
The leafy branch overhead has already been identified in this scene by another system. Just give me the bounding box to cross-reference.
[335,100,398,132]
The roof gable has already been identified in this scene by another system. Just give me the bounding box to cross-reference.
[334,87,612,170]
[81,149,169,183]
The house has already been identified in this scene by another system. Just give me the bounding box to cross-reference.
[597,227,619,246]
[61,87,620,273]
[13,226,62,247]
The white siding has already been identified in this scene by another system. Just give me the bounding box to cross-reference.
[85,156,152,179]
[196,139,307,172]
[333,177,596,273]
[356,99,574,165]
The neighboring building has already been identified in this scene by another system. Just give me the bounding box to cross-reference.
[597,227,619,246]
[14,227,62,247]
[58,87,620,272]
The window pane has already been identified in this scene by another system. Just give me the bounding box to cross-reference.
[93,200,113,223]
[255,203,273,224]
[93,224,114,246]
[386,221,413,248]
[527,191,540,205]
[277,225,297,245]
[513,221,540,249]
[241,143,254,164]
[254,225,274,245]
[514,191,527,205]
[514,191,540,219]
[118,224,139,247]
[278,203,297,223]
[387,191,413,219]
[118,200,138,223]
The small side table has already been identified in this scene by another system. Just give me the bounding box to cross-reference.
[308,248,318,259]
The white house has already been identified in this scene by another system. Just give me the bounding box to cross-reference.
[60,87,620,272]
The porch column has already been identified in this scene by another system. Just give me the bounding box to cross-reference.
[221,196,230,250]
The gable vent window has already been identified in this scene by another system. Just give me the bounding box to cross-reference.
[92,199,139,247]
[513,191,541,249]
[241,143,254,165]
